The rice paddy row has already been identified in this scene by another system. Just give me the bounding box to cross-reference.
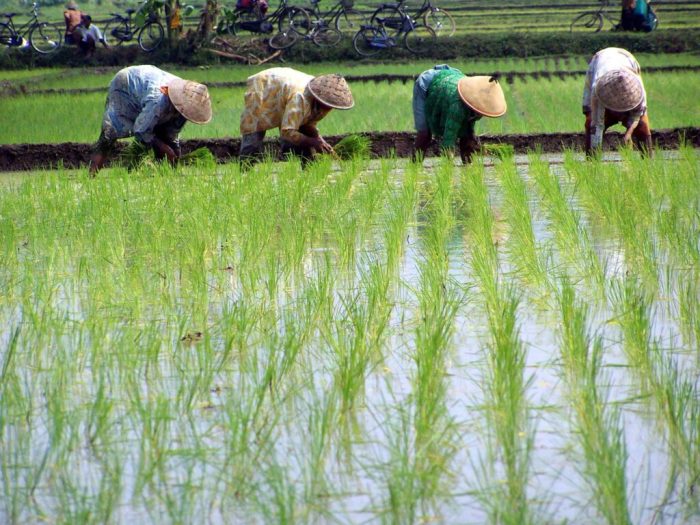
[1,149,698,523]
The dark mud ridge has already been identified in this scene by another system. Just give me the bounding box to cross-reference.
[1,128,698,172]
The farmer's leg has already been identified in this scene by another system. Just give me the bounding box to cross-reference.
[239,131,266,165]
[412,68,438,161]
[89,73,134,175]
[632,114,653,157]
[89,130,118,175]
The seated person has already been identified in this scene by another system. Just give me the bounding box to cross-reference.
[619,0,657,32]
[73,15,109,55]
[63,1,82,44]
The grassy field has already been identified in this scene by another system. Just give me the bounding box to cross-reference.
[1,55,699,144]
[1,149,699,523]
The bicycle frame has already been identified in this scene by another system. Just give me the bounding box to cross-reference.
[309,0,345,23]
[2,10,41,42]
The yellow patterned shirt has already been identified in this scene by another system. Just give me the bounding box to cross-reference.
[240,68,329,144]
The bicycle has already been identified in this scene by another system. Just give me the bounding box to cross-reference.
[352,13,435,57]
[269,16,341,48]
[218,0,310,43]
[305,0,365,34]
[101,7,165,52]
[570,0,620,32]
[0,2,61,54]
[370,0,455,38]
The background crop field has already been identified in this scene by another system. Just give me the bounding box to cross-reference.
[1,150,699,523]
[1,56,698,143]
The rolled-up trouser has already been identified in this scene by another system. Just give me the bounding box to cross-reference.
[413,64,461,132]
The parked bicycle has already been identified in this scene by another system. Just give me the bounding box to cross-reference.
[217,0,310,42]
[570,0,620,32]
[370,0,455,37]
[305,0,365,34]
[352,12,435,57]
[101,7,165,52]
[0,2,61,54]
[269,16,341,48]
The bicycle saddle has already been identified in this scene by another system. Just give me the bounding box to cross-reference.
[125,8,136,14]
[2,13,17,18]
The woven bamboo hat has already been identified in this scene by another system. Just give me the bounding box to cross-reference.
[307,74,354,110]
[457,75,507,118]
[594,68,644,112]
[167,78,212,124]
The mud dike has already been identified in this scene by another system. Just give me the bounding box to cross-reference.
[0,128,698,172]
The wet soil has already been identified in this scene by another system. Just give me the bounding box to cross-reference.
[0,128,697,172]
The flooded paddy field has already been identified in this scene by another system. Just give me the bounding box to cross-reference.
[1,150,698,524]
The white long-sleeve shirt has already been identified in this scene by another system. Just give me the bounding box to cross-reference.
[582,47,647,148]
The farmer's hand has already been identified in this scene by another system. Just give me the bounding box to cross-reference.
[311,137,334,155]
[152,139,179,165]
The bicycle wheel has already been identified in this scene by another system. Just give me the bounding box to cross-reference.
[313,26,342,47]
[29,23,62,54]
[570,12,603,32]
[403,24,435,55]
[138,21,164,52]
[103,18,129,46]
[424,8,455,37]
[0,23,14,46]
[335,9,364,33]
[369,5,404,39]
[352,26,383,57]
[269,28,298,49]
[278,7,311,36]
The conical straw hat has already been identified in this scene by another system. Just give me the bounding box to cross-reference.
[594,68,643,112]
[457,75,507,118]
[307,74,354,110]
[167,78,212,124]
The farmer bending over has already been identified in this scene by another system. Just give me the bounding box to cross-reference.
[413,64,507,164]
[90,65,212,175]
[583,47,652,156]
[239,67,354,164]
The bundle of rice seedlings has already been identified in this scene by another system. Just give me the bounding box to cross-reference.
[333,134,371,160]
[483,143,515,160]
[119,140,152,170]
[180,147,216,167]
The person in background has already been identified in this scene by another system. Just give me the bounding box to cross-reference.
[63,1,83,44]
[90,65,212,175]
[619,0,658,32]
[74,15,109,56]
[582,47,652,156]
[239,67,354,164]
[412,64,507,164]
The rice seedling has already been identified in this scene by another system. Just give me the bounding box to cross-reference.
[558,280,631,525]
[533,153,605,294]
[458,160,536,524]
[497,156,552,292]
[332,134,371,159]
